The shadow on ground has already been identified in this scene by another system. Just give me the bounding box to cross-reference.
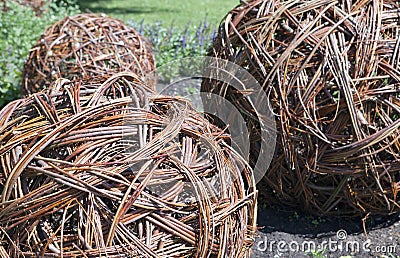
[257,204,400,238]
[252,203,400,257]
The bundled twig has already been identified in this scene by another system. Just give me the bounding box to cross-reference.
[202,0,400,216]
[1,0,46,16]
[0,73,257,257]
[22,13,156,95]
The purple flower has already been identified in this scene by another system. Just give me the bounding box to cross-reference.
[174,45,179,59]
[182,35,187,49]
[139,21,144,35]
[212,29,217,41]
[200,34,204,49]
[197,22,202,42]
[182,26,189,49]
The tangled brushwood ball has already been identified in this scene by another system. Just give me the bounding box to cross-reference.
[2,0,45,16]
[0,75,257,257]
[22,13,156,95]
[202,0,400,216]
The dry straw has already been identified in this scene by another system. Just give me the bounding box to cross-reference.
[0,73,257,257]
[22,13,156,95]
[202,0,400,216]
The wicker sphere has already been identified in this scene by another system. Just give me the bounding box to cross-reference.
[22,13,156,95]
[0,74,257,257]
[2,0,45,16]
[202,0,400,216]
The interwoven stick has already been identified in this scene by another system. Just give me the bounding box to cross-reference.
[0,73,257,257]
[22,13,156,95]
[202,0,400,216]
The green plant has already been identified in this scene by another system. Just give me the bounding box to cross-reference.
[385,255,400,258]
[292,211,300,220]
[309,248,326,258]
[0,0,79,107]
[311,217,326,226]
[128,19,217,82]
[185,86,199,95]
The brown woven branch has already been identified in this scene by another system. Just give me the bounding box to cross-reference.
[0,73,257,257]
[22,13,156,95]
[1,0,46,16]
[202,0,400,216]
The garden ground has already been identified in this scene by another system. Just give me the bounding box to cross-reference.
[252,205,400,257]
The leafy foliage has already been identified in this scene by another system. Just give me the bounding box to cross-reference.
[0,0,79,107]
[0,3,217,107]
[128,19,217,82]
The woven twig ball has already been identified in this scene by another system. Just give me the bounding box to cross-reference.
[2,0,45,16]
[0,74,257,257]
[22,13,156,95]
[202,0,400,216]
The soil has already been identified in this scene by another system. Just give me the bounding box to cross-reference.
[252,205,400,257]
[156,78,400,258]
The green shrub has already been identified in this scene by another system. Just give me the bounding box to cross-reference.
[0,0,79,107]
[128,19,217,82]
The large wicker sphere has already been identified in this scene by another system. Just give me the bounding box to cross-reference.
[22,13,156,95]
[202,0,400,216]
[0,74,257,257]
